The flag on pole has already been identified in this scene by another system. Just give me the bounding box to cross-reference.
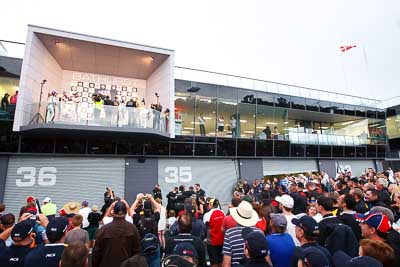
[340,45,357,52]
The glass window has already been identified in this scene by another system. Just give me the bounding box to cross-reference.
[331,103,344,115]
[88,139,116,154]
[274,94,290,108]
[377,145,386,157]
[256,140,273,156]
[144,142,169,155]
[256,92,274,106]
[356,146,366,158]
[306,99,319,112]
[116,141,142,155]
[55,138,86,154]
[238,90,256,139]
[305,145,318,157]
[344,104,355,116]
[332,146,344,157]
[255,103,275,140]
[171,142,193,156]
[367,145,377,157]
[291,144,305,157]
[217,138,236,156]
[319,101,331,114]
[237,139,255,156]
[175,94,195,138]
[0,122,18,152]
[20,137,53,153]
[217,86,238,138]
[377,109,386,120]
[274,140,289,157]
[344,146,355,157]
[355,106,366,117]
[319,146,332,157]
[195,143,216,156]
[291,96,306,110]
[195,97,217,138]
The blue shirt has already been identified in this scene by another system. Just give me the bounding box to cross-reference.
[24,243,66,267]
[0,240,33,267]
[266,233,295,267]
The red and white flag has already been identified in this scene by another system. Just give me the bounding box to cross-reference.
[340,45,357,52]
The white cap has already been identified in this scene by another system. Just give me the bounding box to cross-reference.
[275,195,294,209]
[43,197,51,203]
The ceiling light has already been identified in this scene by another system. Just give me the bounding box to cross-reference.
[184,127,195,130]
[181,131,190,134]
[341,120,355,126]
[256,126,265,129]
[240,120,248,123]
[203,116,213,120]
[283,121,289,124]
[244,131,255,134]
[266,122,277,125]
[54,39,60,45]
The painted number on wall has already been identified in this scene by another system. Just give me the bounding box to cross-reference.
[16,167,57,187]
[165,166,192,183]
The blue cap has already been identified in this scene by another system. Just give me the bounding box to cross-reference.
[173,243,198,259]
[11,220,35,241]
[241,227,268,258]
[46,217,68,243]
[333,251,383,267]
[292,215,319,236]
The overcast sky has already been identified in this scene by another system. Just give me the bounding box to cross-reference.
[2,0,400,100]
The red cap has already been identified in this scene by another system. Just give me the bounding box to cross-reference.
[26,196,35,203]
[58,208,67,216]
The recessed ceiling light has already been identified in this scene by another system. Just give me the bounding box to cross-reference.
[54,40,60,45]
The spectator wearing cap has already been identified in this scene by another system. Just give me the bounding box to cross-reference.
[60,242,89,267]
[64,215,89,248]
[355,212,400,266]
[333,250,383,267]
[289,182,307,215]
[92,200,141,267]
[222,201,260,267]
[291,215,332,267]
[87,205,102,248]
[241,228,270,267]
[173,242,199,265]
[266,213,295,267]
[19,196,36,219]
[25,217,69,267]
[203,198,225,267]
[42,197,57,220]
[349,188,369,213]
[0,212,15,247]
[79,201,91,230]
[275,194,299,246]
[338,194,362,240]
[316,196,341,246]
[0,214,35,267]
[165,213,206,267]
[103,199,133,225]
[359,239,396,267]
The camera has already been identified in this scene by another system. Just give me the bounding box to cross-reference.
[155,92,159,97]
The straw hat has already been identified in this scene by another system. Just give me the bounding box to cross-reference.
[63,202,80,214]
[229,201,258,227]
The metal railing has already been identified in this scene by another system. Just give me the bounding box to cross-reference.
[26,101,168,133]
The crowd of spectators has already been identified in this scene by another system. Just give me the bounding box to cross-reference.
[1,168,400,267]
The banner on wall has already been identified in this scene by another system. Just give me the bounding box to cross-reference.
[158,159,238,204]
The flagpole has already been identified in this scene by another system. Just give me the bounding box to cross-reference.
[340,52,349,91]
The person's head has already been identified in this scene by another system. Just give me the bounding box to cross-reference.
[60,242,89,267]
[359,239,395,267]
[376,178,388,190]
[332,251,384,267]
[242,228,269,260]
[168,209,176,218]
[178,213,192,233]
[231,197,242,208]
[26,196,36,205]
[11,220,36,246]
[292,215,319,242]
[71,214,83,228]
[81,201,89,208]
[350,188,364,201]
[275,195,294,213]
[306,182,316,191]
[270,213,287,233]
[91,205,98,212]
[388,183,400,194]
[229,201,258,227]
[46,217,68,243]
[112,201,127,217]
[355,212,391,240]
[339,194,356,211]
[0,203,5,213]
[316,196,333,213]
[173,242,199,265]
[307,205,318,217]
[208,198,220,210]
[0,212,15,230]
[365,189,379,202]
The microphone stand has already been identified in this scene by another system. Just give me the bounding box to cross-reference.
[28,80,46,124]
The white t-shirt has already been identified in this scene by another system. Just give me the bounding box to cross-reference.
[79,207,92,228]
[167,217,177,228]
[103,214,133,225]
[158,205,167,231]
[284,214,300,246]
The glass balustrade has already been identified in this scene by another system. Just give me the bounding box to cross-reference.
[287,131,373,146]
[25,101,168,133]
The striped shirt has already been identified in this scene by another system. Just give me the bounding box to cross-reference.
[222,226,260,266]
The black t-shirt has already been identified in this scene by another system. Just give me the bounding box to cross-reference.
[88,212,102,228]
[290,191,307,215]
[134,211,160,239]
[0,240,33,267]
[24,243,65,267]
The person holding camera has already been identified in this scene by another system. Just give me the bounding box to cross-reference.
[153,185,162,200]
[101,187,115,218]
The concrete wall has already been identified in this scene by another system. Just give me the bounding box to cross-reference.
[146,56,175,137]
[14,31,63,130]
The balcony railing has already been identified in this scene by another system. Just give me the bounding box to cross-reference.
[25,101,168,133]
[287,131,385,146]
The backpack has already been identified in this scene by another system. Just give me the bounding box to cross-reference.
[135,213,157,239]
[141,233,159,256]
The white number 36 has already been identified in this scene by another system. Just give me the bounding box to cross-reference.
[16,167,57,187]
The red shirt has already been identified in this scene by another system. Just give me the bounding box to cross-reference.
[203,209,225,246]
[222,215,238,232]
[255,217,267,232]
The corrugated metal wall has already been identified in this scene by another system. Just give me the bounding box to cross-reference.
[262,159,318,175]
[3,156,125,217]
[158,159,238,204]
